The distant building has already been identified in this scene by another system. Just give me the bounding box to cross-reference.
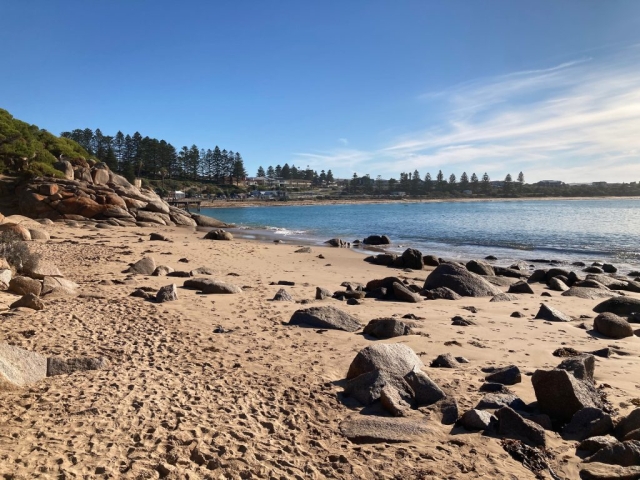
[536,180,564,187]
[592,181,607,187]
[171,190,186,199]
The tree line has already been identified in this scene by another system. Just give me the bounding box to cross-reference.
[60,128,247,184]
[255,163,335,185]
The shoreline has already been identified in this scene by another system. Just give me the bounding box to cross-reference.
[199,195,640,209]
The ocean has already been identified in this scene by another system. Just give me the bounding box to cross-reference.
[199,199,640,272]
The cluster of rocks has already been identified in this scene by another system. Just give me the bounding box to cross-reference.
[16,162,228,228]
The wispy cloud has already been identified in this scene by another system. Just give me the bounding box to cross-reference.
[338,138,349,146]
[293,46,640,182]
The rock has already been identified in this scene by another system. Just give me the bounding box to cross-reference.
[380,385,411,417]
[54,160,74,179]
[602,264,618,273]
[460,409,495,430]
[401,248,423,270]
[289,306,361,332]
[578,436,620,454]
[624,429,640,441]
[8,276,42,296]
[21,255,63,280]
[392,282,422,303]
[340,415,434,443]
[169,212,197,227]
[511,311,525,318]
[585,440,640,467]
[563,407,613,440]
[152,266,174,276]
[579,462,640,480]
[466,259,495,276]
[325,238,346,247]
[508,281,535,294]
[531,368,603,422]
[156,284,178,303]
[562,287,616,300]
[476,393,527,411]
[452,316,476,326]
[496,406,546,447]
[0,269,11,289]
[144,199,170,214]
[0,343,47,387]
[365,253,397,266]
[363,318,413,339]
[295,246,311,253]
[423,255,440,266]
[28,229,50,241]
[365,276,403,291]
[10,293,44,310]
[594,297,640,317]
[272,288,293,301]
[46,356,108,376]
[150,233,170,241]
[545,268,571,282]
[430,353,459,368]
[549,277,569,291]
[347,343,423,380]
[594,312,634,339]
[183,278,242,294]
[38,183,59,196]
[423,263,502,297]
[190,214,228,228]
[103,206,134,219]
[485,365,521,385]
[615,409,640,439]
[91,168,110,185]
[362,235,391,246]
[346,298,360,305]
[127,257,156,275]
[0,223,32,241]
[204,229,233,241]
[130,288,153,300]
[557,354,595,382]
[424,286,462,300]
[343,369,413,406]
[403,366,445,406]
[431,397,459,425]
[527,269,548,283]
[41,277,79,296]
[189,267,214,276]
[535,303,572,322]
[490,293,520,302]
[479,382,511,393]
[315,287,332,300]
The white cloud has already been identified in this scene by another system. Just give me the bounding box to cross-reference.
[293,46,640,183]
[338,138,349,146]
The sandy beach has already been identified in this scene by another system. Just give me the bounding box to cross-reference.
[0,218,637,479]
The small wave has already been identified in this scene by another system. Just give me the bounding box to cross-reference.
[265,226,307,236]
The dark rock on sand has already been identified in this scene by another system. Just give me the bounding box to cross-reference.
[579,462,640,480]
[401,248,423,270]
[593,297,640,317]
[535,303,572,322]
[593,312,634,339]
[491,293,520,302]
[127,256,156,275]
[424,287,461,300]
[557,354,595,382]
[289,306,361,332]
[9,276,42,297]
[343,369,413,406]
[476,393,527,411]
[615,409,640,439]
[272,288,294,302]
[562,287,616,300]
[430,353,459,369]
[403,366,446,406]
[508,281,535,294]
[563,407,613,441]
[183,278,242,294]
[363,235,391,246]
[347,343,423,379]
[485,365,521,385]
[155,284,178,303]
[423,263,501,297]
[340,415,433,443]
[460,409,494,430]
[466,259,495,276]
[496,406,546,447]
[392,282,422,303]
[363,318,413,339]
[585,440,640,467]
[578,435,620,454]
[47,356,108,376]
[204,229,233,241]
[10,293,44,310]
[315,287,332,300]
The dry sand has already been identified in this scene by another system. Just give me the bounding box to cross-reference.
[0,221,638,479]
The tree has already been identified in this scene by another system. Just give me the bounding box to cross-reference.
[267,165,275,178]
[326,170,334,183]
[460,172,469,189]
[424,172,432,193]
[257,166,265,177]
[482,172,491,194]
[436,170,445,190]
[281,163,291,179]
[232,153,247,185]
[411,169,421,195]
[449,173,456,186]
[319,169,326,184]
[275,164,282,178]
[212,146,223,182]
[517,172,525,184]
[471,173,479,185]
[504,173,513,194]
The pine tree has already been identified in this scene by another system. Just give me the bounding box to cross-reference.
[449,173,456,185]
[113,131,125,171]
[257,166,265,177]
[267,166,275,178]
[424,172,432,192]
[436,170,445,189]
[326,170,334,183]
[281,163,291,179]
[517,172,525,184]
[482,172,491,194]
[212,146,223,182]
[471,173,479,184]
[233,153,247,185]
[275,164,282,177]
[460,172,469,188]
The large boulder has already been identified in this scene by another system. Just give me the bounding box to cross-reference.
[347,344,423,380]
[496,406,546,447]
[183,278,242,294]
[9,276,42,296]
[127,257,156,275]
[593,297,640,317]
[289,306,361,332]
[204,229,233,241]
[508,281,535,294]
[403,366,446,406]
[579,462,640,480]
[425,286,461,300]
[363,318,413,339]
[557,354,595,382]
[466,260,495,276]
[423,263,502,297]
[563,407,613,440]
[615,409,640,439]
[22,255,63,279]
[363,235,391,246]
[585,440,640,467]
[339,415,434,443]
[401,248,423,270]
[485,365,521,385]
[41,277,79,296]
[593,313,634,339]
[0,343,47,388]
[156,284,178,303]
[343,369,413,406]
[392,282,422,303]
[191,214,228,228]
[531,368,603,422]
[562,287,616,300]
[54,160,74,180]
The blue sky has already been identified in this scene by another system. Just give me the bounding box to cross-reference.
[2,1,640,182]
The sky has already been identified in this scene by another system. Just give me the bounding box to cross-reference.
[2,0,640,183]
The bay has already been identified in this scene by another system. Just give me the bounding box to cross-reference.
[200,199,640,271]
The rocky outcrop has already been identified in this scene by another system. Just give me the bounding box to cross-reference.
[16,163,227,228]
[288,306,361,332]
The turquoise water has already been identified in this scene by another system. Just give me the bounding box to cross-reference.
[200,199,640,269]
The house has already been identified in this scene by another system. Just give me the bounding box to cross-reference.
[536,180,564,187]
[171,190,186,199]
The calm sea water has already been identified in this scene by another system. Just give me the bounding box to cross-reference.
[200,199,640,270]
